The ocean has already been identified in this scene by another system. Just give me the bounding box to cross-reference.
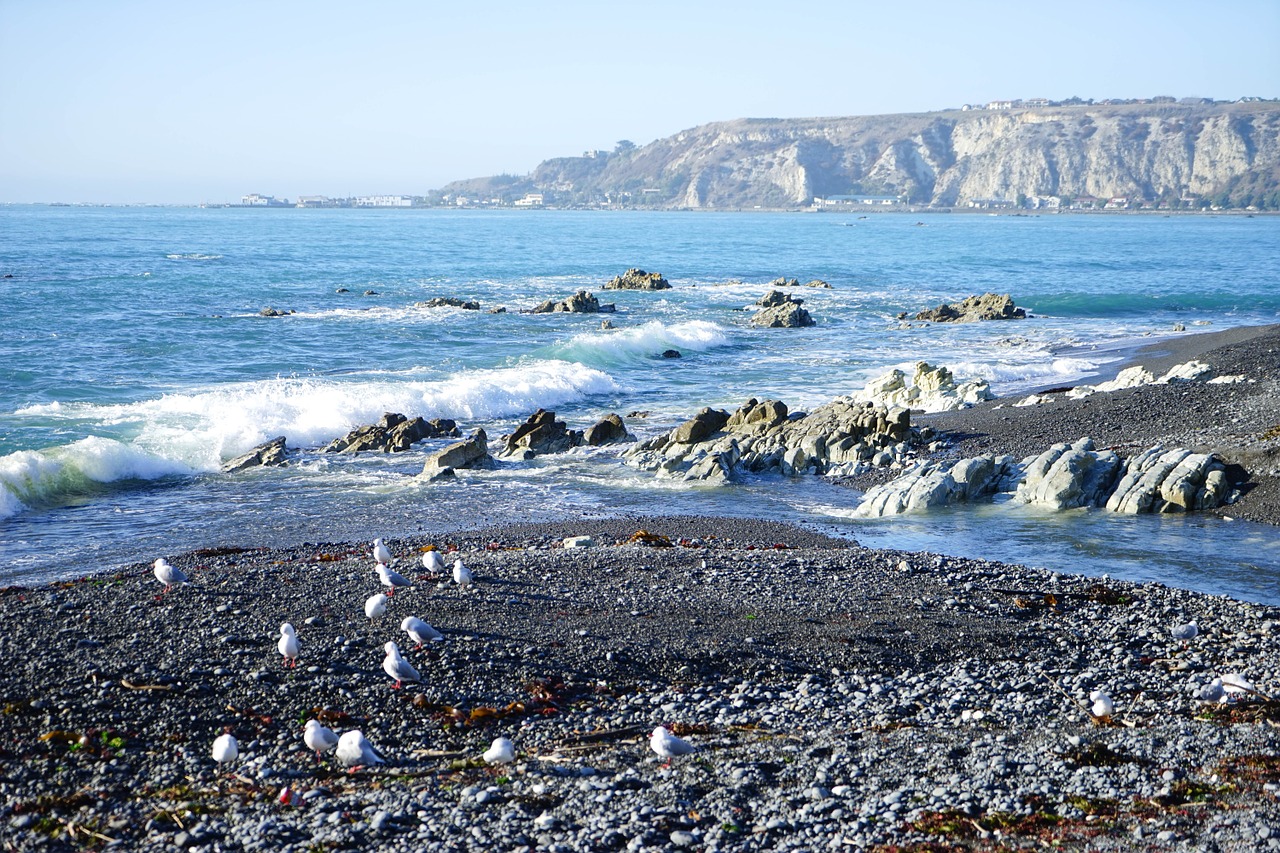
[2,206,1278,602]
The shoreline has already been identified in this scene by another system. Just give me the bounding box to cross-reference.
[2,517,1278,851]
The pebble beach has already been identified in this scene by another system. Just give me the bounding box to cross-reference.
[3,327,1280,852]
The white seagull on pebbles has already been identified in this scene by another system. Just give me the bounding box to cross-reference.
[303,720,339,757]
[382,641,421,689]
[364,593,388,621]
[483,736,516,764]
[422,549,446,573]
[1172,621,1200,642]
[453,558,473,590]
[211,732,238,768]
[401,616,443,648]
[376,563,412,596]
[1089,690,1114,718]
[278,622,299,668]
[372,538,393,565]
[335,730,385,769]
[650,725,697,762]
[153,558,189,593]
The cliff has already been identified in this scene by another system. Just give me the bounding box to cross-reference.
[441,102,1280,209]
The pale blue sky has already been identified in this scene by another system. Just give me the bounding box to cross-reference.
[2,0,1277,203]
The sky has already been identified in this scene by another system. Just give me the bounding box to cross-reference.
[2,0,1278,204]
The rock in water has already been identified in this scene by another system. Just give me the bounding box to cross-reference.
[222,436,289,472]
[326,413,459,453]
[420,429,492,478]
[749,290,815,328]
[914,293,1026,322]
[603,268,671,290]
[529,290,609,314]
[584,413,630,446]
[501,409,582,458]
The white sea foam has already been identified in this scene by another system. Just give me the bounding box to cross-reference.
[6,360,619,504]
[0,437,193,519]
[546,320,730,366]
[165,253,223,261]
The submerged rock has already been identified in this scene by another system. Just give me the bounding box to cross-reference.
[326,413,459,454]
[913,293,1026,323]
[416,297,480,310]
[222,436,289,473]
[603,268,671,290]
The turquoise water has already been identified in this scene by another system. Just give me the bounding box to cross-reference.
[2,207,1278,602]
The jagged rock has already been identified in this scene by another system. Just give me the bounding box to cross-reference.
[222,436,289,473]
[420,429,491,476]
[529,290,613,314]
[1105,447,1231,514]
[914,293,1026,323]
[326,413,459,454]
[583,414,630,446]
[749,290,814,328]
[501,410,582,458]
[258,306,294,317]
[489,306,507,314]
[603,268,671,290]
[804,279,832,288]
[767,277,800,288]
[416,297,480,310]
[662,349,681,358]
[1065,360,1217,400]
[1012,438,1122,509]
[859,362,994,413]
[624,396,912,484]
[601,319,615,329]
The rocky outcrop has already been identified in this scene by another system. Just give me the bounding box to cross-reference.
[443,103,1280,210]
[912,293,1026,323]
[222,436,289,473]
[529,290,615,314]
[859,362,994,412]
[624,397,912,484]
[1012,439,1123,509]
[766,277,832,289]
[854,438,1234,517]
[583,414,630,446]
[416,297,480,310]
[258,307,295,317]
[749,290,815,328]
[1105,446,1232,514]
[419,429,492,479]
[326,413,460,454]
[603,269,671,290]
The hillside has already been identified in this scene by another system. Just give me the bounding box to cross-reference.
[440,101,1280,210]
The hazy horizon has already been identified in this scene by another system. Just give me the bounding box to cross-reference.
[3,0,1278,205]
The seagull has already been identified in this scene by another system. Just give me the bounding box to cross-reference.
[483,736,516,764]
[335,729,385,770]
[376,563,412,596]
[372,537,393,565]
[211,732,238,769]
[303,720,339,758]
[453,558,473,590]
[364,593,388,621]
[649,725,696,763]
[1221,672,1256,701]
[278,622,299,667]
[1199,677,1226,703]
[1172,621,1199,642]
[153,558,188,593]
[422,549,446,573]
[401,616,443,648]
[1089,690,1114,718]
[382,641,421,689]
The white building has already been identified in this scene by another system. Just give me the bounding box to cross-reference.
[355,195,412,207]
[514,193,545,207]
